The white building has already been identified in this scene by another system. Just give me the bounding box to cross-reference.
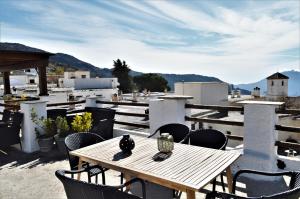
[266,72,289,101]
[0,69,38,86]
[64,71,90,79]
[174,82,228,105]
[59,71,119,90]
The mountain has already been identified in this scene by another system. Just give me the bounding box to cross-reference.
[236,70,300,96]
[1,42,227,90]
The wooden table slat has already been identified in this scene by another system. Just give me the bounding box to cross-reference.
[70,135,241,192]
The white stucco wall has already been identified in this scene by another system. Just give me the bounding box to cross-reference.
[64,71,90,79]
[174,82,228,105]
[9,75,38,86]
[61,78,119,90]
[267,79,288,99]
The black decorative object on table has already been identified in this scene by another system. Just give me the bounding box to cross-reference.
[119,134,135,154]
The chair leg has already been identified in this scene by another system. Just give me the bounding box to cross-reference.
[95,175,98,184]
[19,142,22,151]
[101,171,106,185]
[212,178,216,192]
[120,172,123,184]
[71,173,74,179]
[88,172,91,183]
[220,173,225,192]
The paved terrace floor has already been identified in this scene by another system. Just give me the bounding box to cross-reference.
[0,146,292,199]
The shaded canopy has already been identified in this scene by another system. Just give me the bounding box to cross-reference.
[0,50,54,96]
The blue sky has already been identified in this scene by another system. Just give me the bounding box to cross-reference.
[0,0,299,83]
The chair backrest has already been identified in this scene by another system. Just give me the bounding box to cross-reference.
[0,112,23,148]
[290,171,300,190]
[64,133,104,169]
[261,186,300,199]
[2,109,11,122]
[11,112,23,128]
[47,109,67,120]
[189,129,227,150]
[85,107,116,140]
[56,170,142,199]
[154,123,190,144]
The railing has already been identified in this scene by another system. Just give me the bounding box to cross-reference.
[185,103,243,112]
[185,116,244,126]
[46,100,150,129]
[95,100,149,129]
[275,141,300,151]
[96,100,149,107]
[46,100,86,107]
[184,103,300,153]
[36,100,300,152]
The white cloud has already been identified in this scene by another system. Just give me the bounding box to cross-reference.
[1,0,299,84]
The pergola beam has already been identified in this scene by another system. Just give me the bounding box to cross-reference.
[0,50,53,96]
[0,59,49,72]
[38,60,49,96]
[3,72,11,95]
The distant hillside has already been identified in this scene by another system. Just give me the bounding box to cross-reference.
[236,70,300,96]
[0,42,249,92]
[50,54,223,89]
[0,42,46,52]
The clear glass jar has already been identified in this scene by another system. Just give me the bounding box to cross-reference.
[157,133,174,153]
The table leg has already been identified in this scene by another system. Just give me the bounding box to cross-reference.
[124,174,131,191]
[226,166,233,193]
[186,189,195,199]
[77,158,83,180]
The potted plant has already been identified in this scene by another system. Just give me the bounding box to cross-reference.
[54,116,70,154]
[31,108,56,152]
[71,112,93,133]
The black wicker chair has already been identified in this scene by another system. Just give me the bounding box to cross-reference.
[85,107,116,140]
[206,170,300,199]
[189,129,228,192]
[0,109,11,127]
[56,169,146,199]
[47,109,67,120]
[1,109,11,122]
[64,133,107,184]
[0,112,23,149]
[148,123,190,144]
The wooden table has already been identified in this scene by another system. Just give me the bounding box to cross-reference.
[71,135,240,199]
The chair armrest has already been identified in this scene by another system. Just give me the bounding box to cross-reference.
[147,129,159,138]
[232,169,294,194]
[179,132,190,144]
[116,178,146,199]
[62,168,90,175]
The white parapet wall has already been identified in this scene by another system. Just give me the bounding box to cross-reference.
[233,101,284,178]
[174,82,228,106]
[149,95,193,135]
[61,78,119,90]
[20,100,47,153]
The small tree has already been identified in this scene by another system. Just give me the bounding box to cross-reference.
[133,73,170,92]
[112,59,133,93]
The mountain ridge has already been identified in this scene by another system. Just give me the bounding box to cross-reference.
[6,42,299,95]
[0,42,228,91]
